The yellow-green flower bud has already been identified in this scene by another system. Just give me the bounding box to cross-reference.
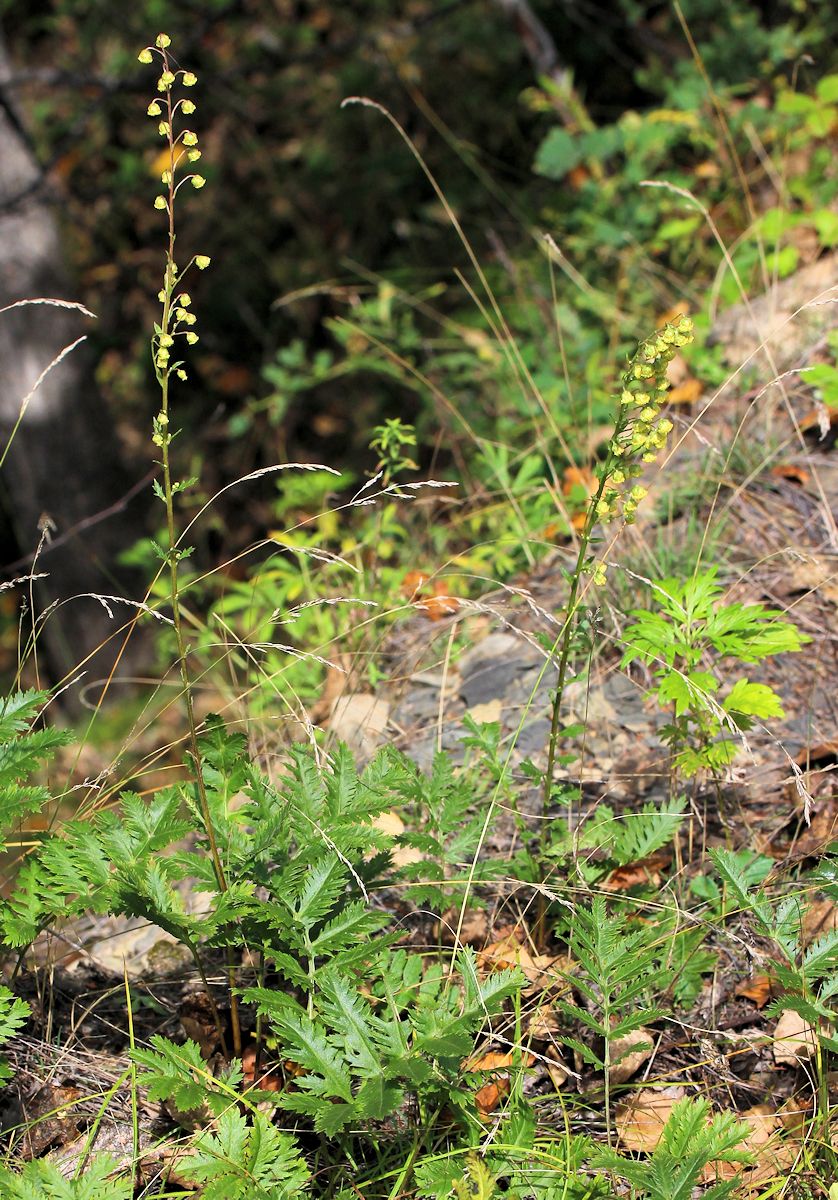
[157,289,166,302]
[178,293,192,307]
[186,332,199,344]
[147,101,162,116]
[161,169,172,184]
[159,334,174,348]
[195,255,211,270]
[642,452,657,463]
[153,195,167,210]
[657,418,673,434]
[156,33,171,48]
[138,48,153,64]
[611,469,625,484]
[190,175,206,189]
[592,562,607,587]
[187,149,202,162]
[639,407,656,422]
[176,369,187,381]
[158,121,170,136]
[182,131,198,146]
[630,485,647,501]
[157,71,175,91]
[182,72,197,86]
[181,99,196,115]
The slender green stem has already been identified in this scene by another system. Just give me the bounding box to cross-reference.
[154,53,241,1057]
[534,470,608,948]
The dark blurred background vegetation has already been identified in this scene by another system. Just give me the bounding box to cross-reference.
[0,0,836,698]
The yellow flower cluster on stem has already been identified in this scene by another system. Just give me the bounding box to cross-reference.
[533,314,694,950]
[138,36,240,1060]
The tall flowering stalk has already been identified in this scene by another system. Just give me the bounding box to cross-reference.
[139,35,241,1055]
[535,314,694,944]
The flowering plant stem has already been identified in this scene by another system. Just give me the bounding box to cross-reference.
[141,35,241,1058]
[534,315,694,949]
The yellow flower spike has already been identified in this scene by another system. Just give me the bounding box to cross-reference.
[138,48,153,64]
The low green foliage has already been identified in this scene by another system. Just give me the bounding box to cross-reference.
[595,1096,752,1200]
[621,568,808,775]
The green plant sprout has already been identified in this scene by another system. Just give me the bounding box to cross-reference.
[621,568,808,777]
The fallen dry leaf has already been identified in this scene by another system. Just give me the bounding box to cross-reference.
[562,465,596,498]
[735,974,773,1008]
[615,1086,684,1152]
[417,582,460,621]
[667,377,703,406]
[777,1094,810,1133]
[464,1050,534,1119]
[604,855,666,892]
[370,810,423,868]
[773,1009,818,1066]
[786,555,838,605]
[527,1005,562,1041]
[545,1044,571,1090]
[439,907,489,947]
[770,464,811,486]
[463,1050,534,1073]
[371,810,405,838]
[308,654,351,724]
[801,898,838,946]
[478,934,572,993]
[401,570,430,599]
[474,1079,508,1116]
[609,1027,655,1084]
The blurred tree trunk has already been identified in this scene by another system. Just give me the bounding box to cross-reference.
[0,34,147,706]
